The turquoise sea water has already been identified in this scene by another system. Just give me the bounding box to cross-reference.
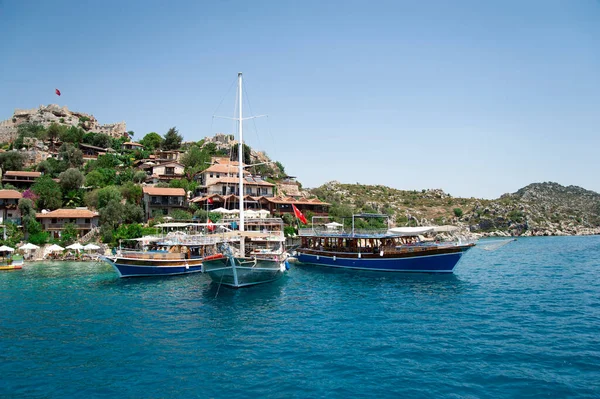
[1,236,599,398]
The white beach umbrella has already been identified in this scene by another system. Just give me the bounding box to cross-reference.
[19,243,40,250]
[0,245,15,252]
[66,243,84,251]
[46,244,65,252]
[211,207,232,214]
[83,243,101,251]
[244,210,259,218]
[256,209,270,218]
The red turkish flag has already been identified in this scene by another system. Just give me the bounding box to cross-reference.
[207,197,213,204]
[55,88,61,96]
[292,204,308,224]
[207,218,215,232]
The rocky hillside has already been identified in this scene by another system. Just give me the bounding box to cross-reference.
[310,181,600,236]
[0,104,127,143]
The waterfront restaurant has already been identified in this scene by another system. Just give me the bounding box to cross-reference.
[35,208,99,239]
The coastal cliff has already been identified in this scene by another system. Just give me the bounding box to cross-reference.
[310,181,600,237]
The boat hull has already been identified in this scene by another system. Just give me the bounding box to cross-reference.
[0,258,24,270]
[101,256,204,278]
[203,255,284,288]
[296,245,473,273]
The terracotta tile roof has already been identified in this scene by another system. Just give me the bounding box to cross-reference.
[4,171,42,177]
[202,164,248,175]
[36,208,99,218]
[212,157,238,165]
[142,187,186,196]
[123,142,144,147]
[0,189,22,199]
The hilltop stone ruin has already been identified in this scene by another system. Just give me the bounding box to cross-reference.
[0,104,127,142]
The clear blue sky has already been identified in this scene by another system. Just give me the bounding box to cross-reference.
[1,0,599,199]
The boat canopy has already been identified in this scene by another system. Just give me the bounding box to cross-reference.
[387,226,435,236]
[431,225,459,233]
[154,222,227,228]
[219,231,285,240]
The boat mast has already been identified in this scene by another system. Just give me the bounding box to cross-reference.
[238,72,245,255]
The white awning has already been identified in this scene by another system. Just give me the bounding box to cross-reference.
[387,227,435,236]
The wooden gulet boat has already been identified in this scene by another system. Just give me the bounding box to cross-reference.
[295,214,476,273]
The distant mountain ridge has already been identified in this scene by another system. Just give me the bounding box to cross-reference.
[310,181,600,236]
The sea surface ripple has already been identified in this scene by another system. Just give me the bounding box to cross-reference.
[1,236,599,398]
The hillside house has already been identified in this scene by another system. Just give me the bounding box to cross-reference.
[139,162,185,183]
[0,189,22,224]
[78,143,108,160]
[122,142,144,151]
[35,208,99,239]
[154,150,182,163]
[142,186,187,220]
[2,171,41,188]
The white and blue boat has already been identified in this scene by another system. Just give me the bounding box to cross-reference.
[101,228,221,278]
[202,73,288,288]
[101,249,204,278]
[295,214,475,273]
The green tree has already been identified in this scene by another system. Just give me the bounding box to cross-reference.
[96,153,120,169]
[97,186,123,209]
[84,189,99,209]
[83,132,112,148]
[139,132,163,150]
[58,143,83,169]
[85,170,105,188]
[63,190,84,208]
[170,209,193,221]
[0,222,23,248]
[181,145,210,169]
[99,199,125,243]
[47,123,66,148]
[28,230,49,246]
[230,143,251,165]
[36,157,62,177]
[453,208,464,218]
[114,223,144,242]
[59,168,84,192]
[13,123,46,149]
[31,176,62,210]
[120,182,143,204]
[59,126,84,143]
[18,198,37,240]
[117,168,134,185]
[0,151,24,171]
[123,203,144,223]
[162,127,183,150]
[275,161,285,175]
[133,170,147,183]
[60,223,79,246]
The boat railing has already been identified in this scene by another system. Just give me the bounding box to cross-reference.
[298,227,390,237]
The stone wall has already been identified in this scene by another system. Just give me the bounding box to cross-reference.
[0,104,127,143]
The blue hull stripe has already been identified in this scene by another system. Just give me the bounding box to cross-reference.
[296,251,464,273]
[104,260,203,278]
